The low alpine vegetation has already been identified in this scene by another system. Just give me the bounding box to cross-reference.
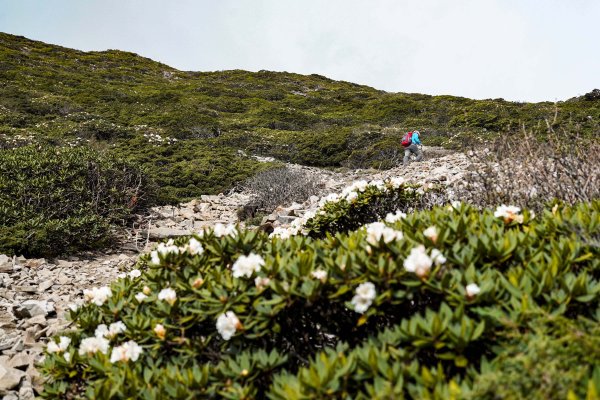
[0,145,156,256]
[41,200,600,399]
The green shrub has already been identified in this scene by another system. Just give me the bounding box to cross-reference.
[40,201,600,398]
[302,178,424,238]
[0,145,156,256]
[468,316,600,400]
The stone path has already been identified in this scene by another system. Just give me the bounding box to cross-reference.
[0,147,471,398]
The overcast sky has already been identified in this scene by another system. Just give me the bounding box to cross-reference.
[1,0,598,102]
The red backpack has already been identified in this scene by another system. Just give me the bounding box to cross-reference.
[401,131,413,147]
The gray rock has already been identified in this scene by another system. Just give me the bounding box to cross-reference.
[0,255,12,273]
[19,380,35,400]
[144,227,192,239]
[12,300,54,319]
[0,363,26,394]
[26,364,43,394]
[37,280,54,292]
[8,352,31,370]
[24,315,47,329]
[2,392,18,400]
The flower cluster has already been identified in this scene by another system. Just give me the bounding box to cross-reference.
[143,132,177,145]
[494,205,523,224]
[158,288,177,305]
[255,276,271,290]
[213,223,238,238]
[423,226,439,243]
[95,321,127,339]
[83,286,112,306]
[78,336,110,356]
[232,253,265,278]
[385,210,406,223]
[117,269,142,280]
[311,269,327,282]
[351,282,377,313]
[365,222,403,246]
[150,237,204,266]
[216,311,241,340]
[466,283,481,298]
[110,341,143,363]
[403,245,446,278]
[47,336,71,355]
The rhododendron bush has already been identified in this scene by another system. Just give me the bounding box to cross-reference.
[41,201,600,399]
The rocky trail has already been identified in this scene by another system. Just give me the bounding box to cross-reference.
[0,147,471,398]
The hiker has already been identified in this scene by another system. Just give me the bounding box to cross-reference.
[402,130,423,166]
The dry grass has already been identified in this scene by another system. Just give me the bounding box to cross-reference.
[454,128,599,211]
[239,166,325,219]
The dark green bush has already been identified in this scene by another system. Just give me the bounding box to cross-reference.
[0,145,156,256]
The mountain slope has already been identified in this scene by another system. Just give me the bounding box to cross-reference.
[1,32,598,201]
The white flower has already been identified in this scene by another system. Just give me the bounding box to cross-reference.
[494,205,523,223]
[63,352,71,362]
[83,286,112,306]
[68,303,79,312]
[311,269,328,282]
[365,222,403,246]
[423,226,439,243]
[47,336,71,353]
[214,223,238,237]
[154,324,166,339]
[109,340,143,363]
[302,210,316,221]
[78,336,110,356]
[345,191,358,202]
[216,311,241,340]
[430,248,447,266]
[187,238,204,255]
[156,241,180,256]
[158,288,177,305]
[385,210,406,223]
[94,321,128,339]
[117,273,127,279]
[451,200,462,210]
[150,250,161,266]
[232,253,265,278]
[466,283,481,298]
[351,282,376,314]
[351,180,369,192]
[254,276,271,290]
[319,193,340,206]
[369,179,385,190]
[404,245,433,278]
[128,269,141,279]
[135,292,147,302]
[389,177,405,189]
[94,324,108,338]
[108,321,127,338]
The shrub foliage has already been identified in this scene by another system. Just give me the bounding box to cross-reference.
[41,200,600,399]
[0,145,156,256]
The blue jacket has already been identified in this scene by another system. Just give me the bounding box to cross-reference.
[411,132,422,145]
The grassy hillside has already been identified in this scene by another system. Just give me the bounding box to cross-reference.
[1,32,599,202]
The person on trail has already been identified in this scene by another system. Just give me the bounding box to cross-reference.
[402,130,423,166]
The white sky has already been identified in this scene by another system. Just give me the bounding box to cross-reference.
[1,0,598,102]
